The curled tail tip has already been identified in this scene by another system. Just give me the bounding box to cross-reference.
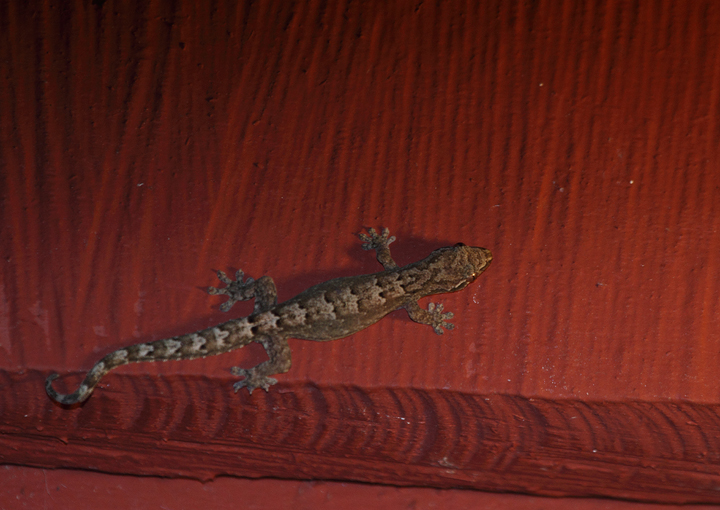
[45,372,66,403]
[45,373,86,405]
[45,373,60,396]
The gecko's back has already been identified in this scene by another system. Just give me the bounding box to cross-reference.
[273,243,492,341]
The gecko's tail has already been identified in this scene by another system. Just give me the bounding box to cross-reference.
[45,356,117,405]
[45,344,135,405]
[45,334,183,405]
[45,323,242,405]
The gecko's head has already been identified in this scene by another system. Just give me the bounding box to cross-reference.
[427,243,492,293]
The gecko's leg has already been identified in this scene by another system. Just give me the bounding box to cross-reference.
[231,335,291,394]
[208,270,277,313]
[404,301,455,335]
[359,227,398,269]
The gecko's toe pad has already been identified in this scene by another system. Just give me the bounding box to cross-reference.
[208,269,257,312]
[231,367,278,394]
[359,227,396,251]
[427,302,455,334]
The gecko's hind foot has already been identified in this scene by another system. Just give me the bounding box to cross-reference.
[231,366,278,394]
[208,269,256,312]
[426,302,455,335]
[359,227,396,251]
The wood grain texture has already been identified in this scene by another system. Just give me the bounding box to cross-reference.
[5,372,720,503]
[2,0,720,504]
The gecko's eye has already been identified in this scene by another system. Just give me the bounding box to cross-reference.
[454,243,466,247]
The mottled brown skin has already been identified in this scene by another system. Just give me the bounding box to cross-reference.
[46,228,492,405]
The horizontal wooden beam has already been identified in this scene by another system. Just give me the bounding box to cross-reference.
[4,370,720,503]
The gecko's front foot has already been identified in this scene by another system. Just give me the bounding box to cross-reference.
[231,366,278,394]
[208,270,255,312]
[426,302,455,334]
[359,227,396,251]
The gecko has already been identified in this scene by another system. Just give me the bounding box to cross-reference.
[46,228,492,405]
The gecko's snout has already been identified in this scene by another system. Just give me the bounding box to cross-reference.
[479,247,492,265]
[465,246,492,282]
